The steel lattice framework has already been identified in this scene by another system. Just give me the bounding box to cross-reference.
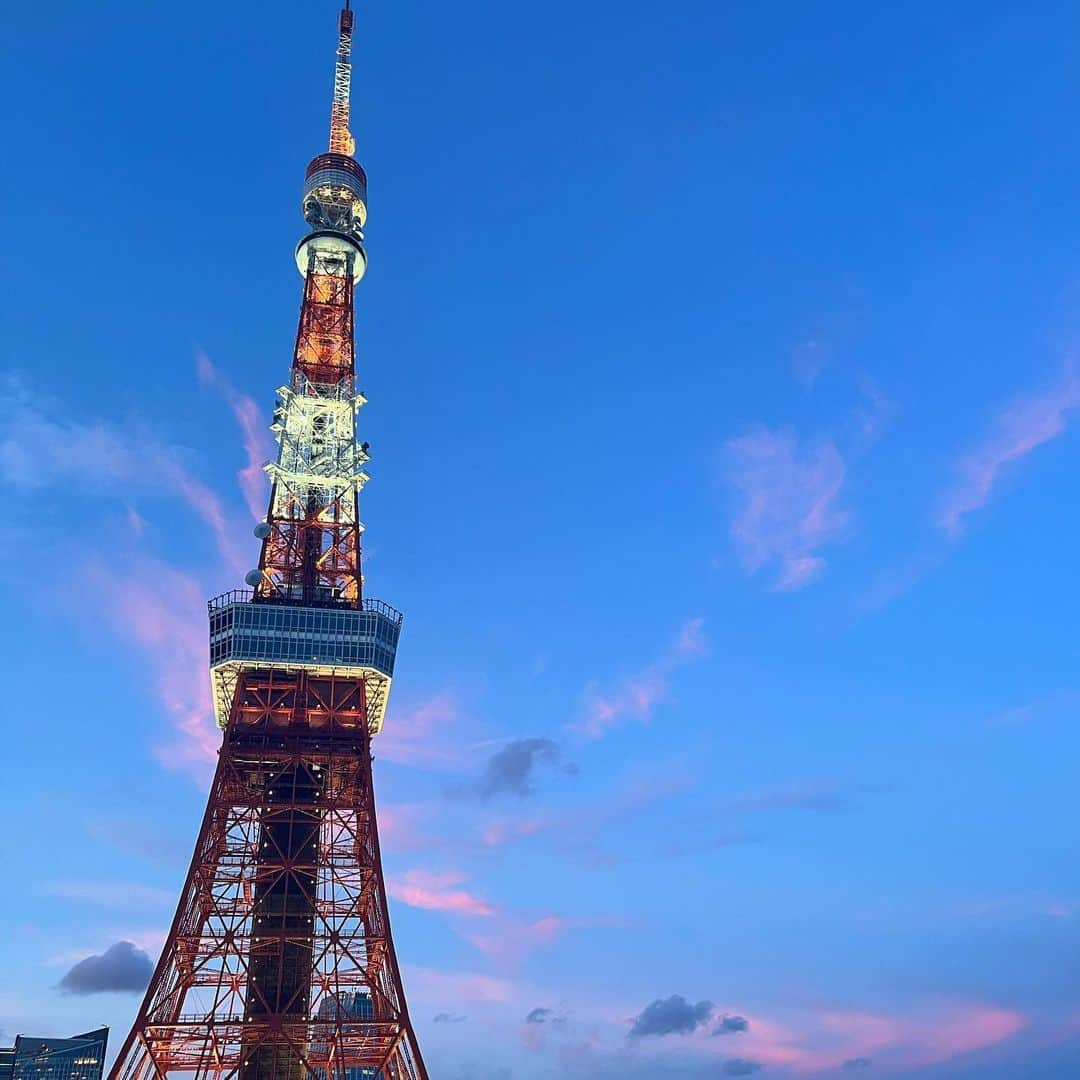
[110,5,428,1078]
[257,259,366,607]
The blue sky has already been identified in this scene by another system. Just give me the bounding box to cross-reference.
[3,0,1080,1076]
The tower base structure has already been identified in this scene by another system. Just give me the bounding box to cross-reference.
[111,654,427,1080]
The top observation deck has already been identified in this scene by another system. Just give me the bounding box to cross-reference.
[298,152,368,279]
[207,590,402,735]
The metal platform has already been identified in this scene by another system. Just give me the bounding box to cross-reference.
[207,590,402,733]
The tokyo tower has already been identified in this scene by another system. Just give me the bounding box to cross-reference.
[110,5,429,1078]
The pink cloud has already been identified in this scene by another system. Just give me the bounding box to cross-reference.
[403,965,519,1006]
[481,769,691,857]
[482,816,550,848]
[462,915,561,967]
[160,465,248,579]
[464,913,625,972]
[126,506,147,537]
[196,351,275,523]
[573,618,706,739]
[1040,900,1080,918]
[941,366,1080,536]
[0,376,248,579]
[463,915,570,969]
[618,999,1027,1075]
[391,872,614,968]
[77,556,220,776]
[376,803,441,853]
[854,372,895,443]
[792,338,833,389]
[811,1002,1027,1071]
[376,693,470,770]
[0,379,258,774]
[388,869,495,918]
[723,427,848,590]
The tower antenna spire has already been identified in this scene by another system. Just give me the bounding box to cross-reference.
[330,2,356,155]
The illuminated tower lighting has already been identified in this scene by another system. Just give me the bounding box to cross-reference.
[110,6,429,1078]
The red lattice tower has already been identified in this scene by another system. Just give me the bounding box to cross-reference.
[110,6,429,1078]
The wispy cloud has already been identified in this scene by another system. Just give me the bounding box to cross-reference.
[0,375,247,576]
[481,770,691,853]
[608,998,1027,1075]
[723,428,848,591]
[377,693,471,770]
[0,376,270,773]
[75,555,219,774]
[792,339,833,389]
[465,914,624,973]
[720,1061,762,1076]
[952,895,1080,920]
[940,366,1080,536]
[463,915,568,967]
[525,1007,563,1026]
[196,351,274,522]
[481,816,552,849]
[391,870,611,967]
[810,1002,1027,1071]
[853,373,895,443]
[723,778,849,815]
[985,691,1080,729]
[83,815,191,868]
[397,966,1032,1080]
[388,869,496,918]
[403,965,520,1007]
[377,803,442,852]
[42,880,175,911]
[574,618,706,739]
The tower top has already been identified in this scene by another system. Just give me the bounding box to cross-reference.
[329,3,356,156]
[297,3,368,280]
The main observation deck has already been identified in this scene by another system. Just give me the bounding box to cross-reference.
[207,590,402,734]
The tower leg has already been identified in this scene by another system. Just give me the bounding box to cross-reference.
[110,670,428,1080]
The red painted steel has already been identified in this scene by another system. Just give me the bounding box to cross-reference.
[255,266,364,607]
[110,671,428,1080]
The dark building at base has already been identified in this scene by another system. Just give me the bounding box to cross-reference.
[0,1027,107,1080]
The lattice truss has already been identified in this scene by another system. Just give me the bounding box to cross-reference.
[210,661,391,739]
[111,671,426,1080]
[329,7,355,156]
[256,260,368,605]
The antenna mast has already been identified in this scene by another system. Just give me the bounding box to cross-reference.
[329,3,355,155]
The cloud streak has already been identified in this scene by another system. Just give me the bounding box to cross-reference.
[0,375,247,576]
[75,555,220,773]
[196,351,275,522]
[575,618,706,739]
[481,770,691,855]
[378,694,471,770]
[723,427,848,590]
[43,880,175,911]
[940,366,1080,536]
[388,869,496,918]
[723,779,848,816]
